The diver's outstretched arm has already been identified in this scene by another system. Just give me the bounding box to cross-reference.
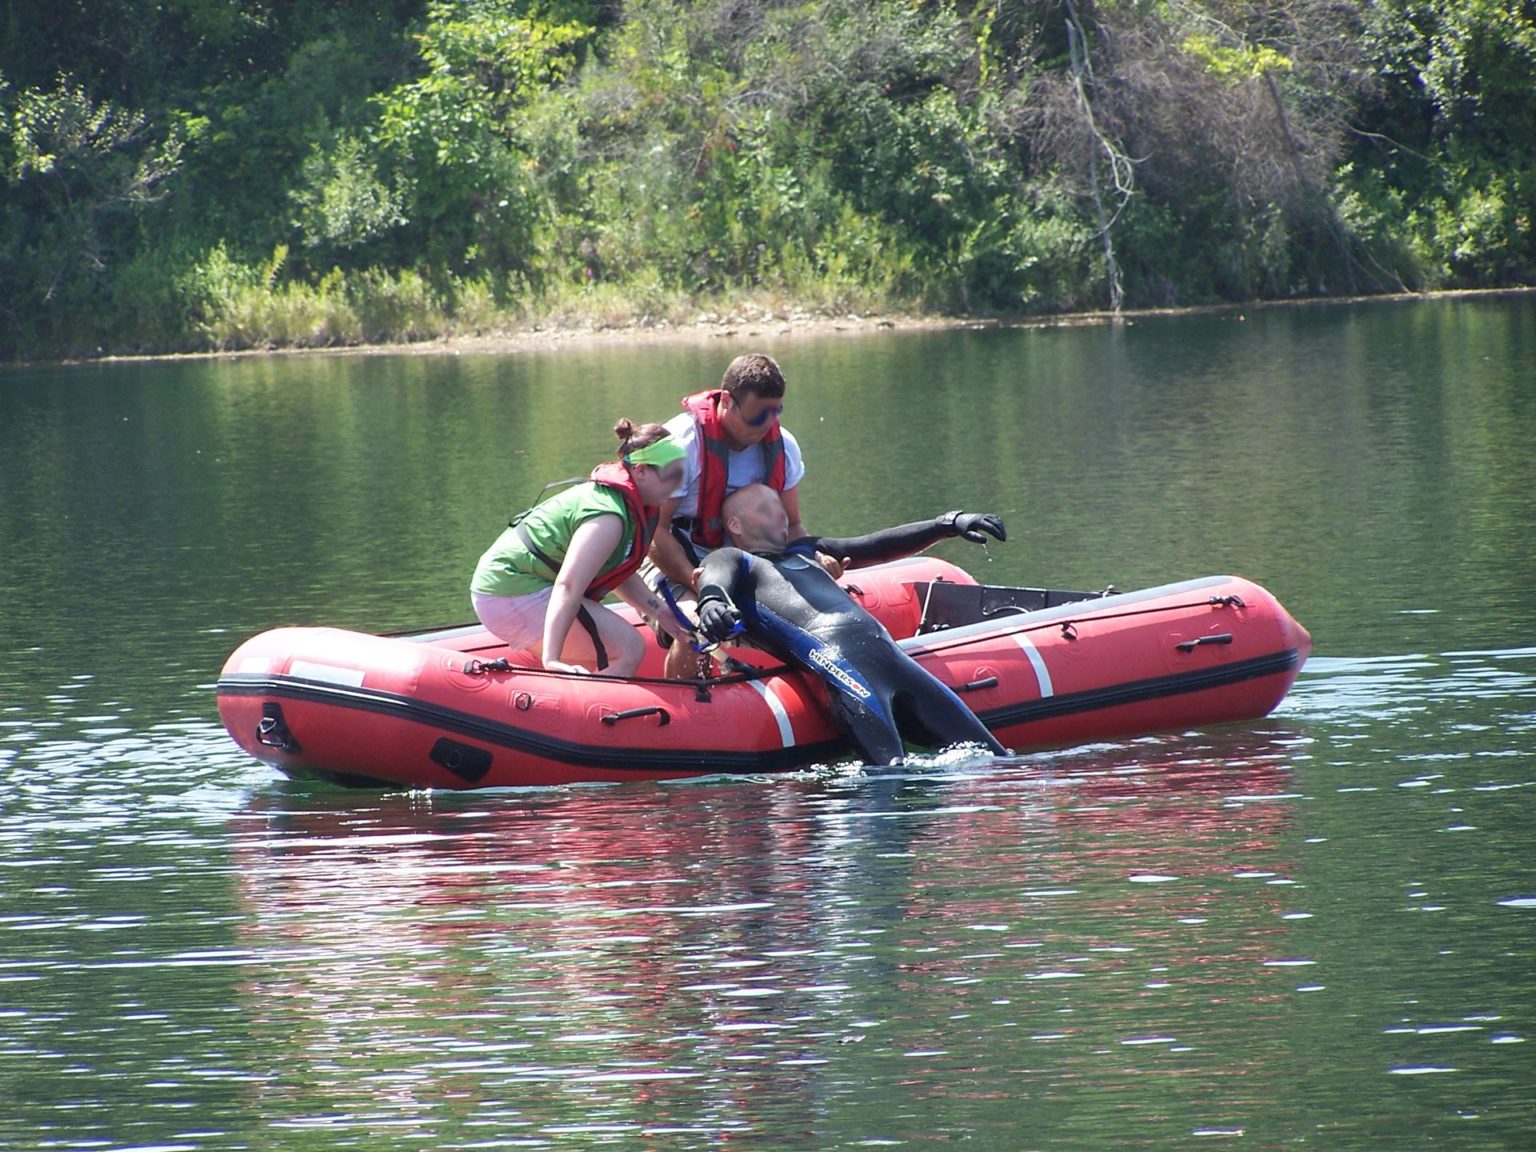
[804,511,1006,569]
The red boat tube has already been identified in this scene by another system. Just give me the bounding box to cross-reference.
[216,558,1311,788]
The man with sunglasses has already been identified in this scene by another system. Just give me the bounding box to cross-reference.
[647,353,817,677]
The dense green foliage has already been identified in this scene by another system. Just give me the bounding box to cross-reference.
[3,0,1532,359]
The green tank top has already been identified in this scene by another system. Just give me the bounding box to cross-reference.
[470,483,637,598]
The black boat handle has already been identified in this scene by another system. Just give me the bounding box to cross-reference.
[601,706,671,727]
[958,675,999,693]
[256,702,300,753]
[1175,633,1233,652]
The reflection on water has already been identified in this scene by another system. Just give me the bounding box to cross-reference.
[217,739,1305,1147]
[2,656,1531,1149]
[3,298,1535,1149]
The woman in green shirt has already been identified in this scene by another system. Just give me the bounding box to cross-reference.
[471,419,695,675]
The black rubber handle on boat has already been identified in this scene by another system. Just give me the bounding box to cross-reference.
[601,706,672,727]
[958,675,999,693]
[256,703,301,754]
[1175,632,1234,652]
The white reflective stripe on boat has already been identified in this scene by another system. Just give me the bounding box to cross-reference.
[288,660,367,688]
[1012,632,1054,697]
[747,679,795,747]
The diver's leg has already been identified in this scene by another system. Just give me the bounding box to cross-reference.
[827,694,908,766]
[885,648,1007,755]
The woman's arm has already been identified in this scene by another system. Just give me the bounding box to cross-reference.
[542,514,625,673]
[614,572,695,642]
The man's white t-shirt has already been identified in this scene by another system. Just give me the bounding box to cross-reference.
[662,410,806,521]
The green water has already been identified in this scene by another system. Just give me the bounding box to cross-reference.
[2,295,1533,1149]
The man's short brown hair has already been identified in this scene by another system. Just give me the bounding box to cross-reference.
[721,353,785,400]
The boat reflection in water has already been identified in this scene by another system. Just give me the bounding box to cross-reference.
[228,734,1303,1143]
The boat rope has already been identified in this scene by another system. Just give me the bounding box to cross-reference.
[463,657,516,675]
[461,594,1249,681]
[461,653,789,686]
[910,593,1248,659]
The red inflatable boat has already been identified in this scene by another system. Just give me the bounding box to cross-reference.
[216,557,1311,789]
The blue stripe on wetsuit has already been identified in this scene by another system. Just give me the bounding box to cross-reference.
[736,553,895,725]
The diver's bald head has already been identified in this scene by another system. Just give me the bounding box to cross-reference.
[721,484,791,552]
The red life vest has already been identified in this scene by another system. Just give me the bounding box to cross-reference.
[583,461,659,599]
[681,389,786,548]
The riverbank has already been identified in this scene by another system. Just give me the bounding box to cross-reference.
[33,284,1536,368]
[80,306,975,366]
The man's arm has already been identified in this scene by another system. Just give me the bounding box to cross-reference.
[778,485,807,542]
[804,511,1007,569]
[647,495,698,590]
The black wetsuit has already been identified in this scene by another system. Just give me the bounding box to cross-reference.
[696,520,1008,765]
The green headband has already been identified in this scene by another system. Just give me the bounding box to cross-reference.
[625,436,686,470]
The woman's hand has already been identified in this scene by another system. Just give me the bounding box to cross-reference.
[661,601,698,643]
[617,572,697,644]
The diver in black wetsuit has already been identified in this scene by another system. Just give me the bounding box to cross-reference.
[693,484,1010,765]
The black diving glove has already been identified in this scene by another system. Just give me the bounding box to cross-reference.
[938,510,1007,544]
[695,585,743,644]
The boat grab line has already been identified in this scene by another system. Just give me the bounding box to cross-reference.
[909,594,1250,660]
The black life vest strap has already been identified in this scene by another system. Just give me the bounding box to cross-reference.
[574,604,609,671]
[509,476,587,528]
[514,522,562,578]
